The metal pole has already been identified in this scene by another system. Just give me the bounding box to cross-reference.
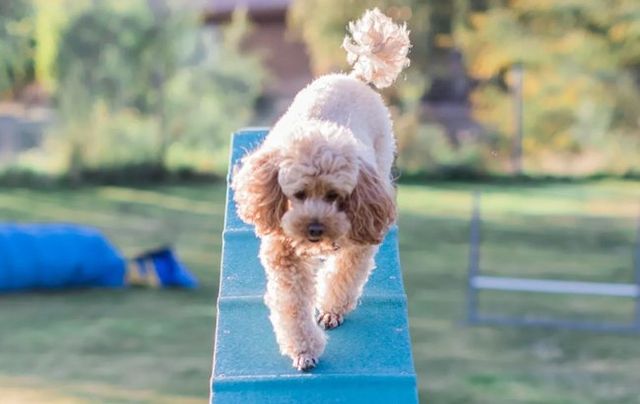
[147,0,170,167]
[466,191,482,323]
[512,63,524,176]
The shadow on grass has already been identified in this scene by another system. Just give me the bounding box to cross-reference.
[0,165,223,189]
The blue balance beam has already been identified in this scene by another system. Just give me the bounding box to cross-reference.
[211,129,418,403]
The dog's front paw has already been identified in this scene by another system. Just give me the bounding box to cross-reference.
[317,311,344,330]
[293,353,318,371]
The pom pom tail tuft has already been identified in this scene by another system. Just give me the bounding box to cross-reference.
[342,8,411,89]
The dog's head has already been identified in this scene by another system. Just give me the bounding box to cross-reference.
[232,123,395,247]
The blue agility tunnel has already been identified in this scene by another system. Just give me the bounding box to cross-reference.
[0,224,197,292]
[0,224,126,291]
[210,129,418,403]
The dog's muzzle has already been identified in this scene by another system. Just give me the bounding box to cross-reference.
[307,222,324,242]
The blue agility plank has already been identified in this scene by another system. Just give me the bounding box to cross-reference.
[211,129,418,403]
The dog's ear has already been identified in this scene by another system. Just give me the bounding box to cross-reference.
[232,147,287,236]
[345,160,396,244]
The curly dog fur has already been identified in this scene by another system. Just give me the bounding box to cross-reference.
[232,8,410,371]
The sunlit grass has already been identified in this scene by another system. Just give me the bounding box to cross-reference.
[0,376,204,404]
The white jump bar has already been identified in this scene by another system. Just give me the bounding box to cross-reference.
[472,276,640,297]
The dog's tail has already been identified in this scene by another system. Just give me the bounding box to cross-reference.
[342,8,411,89]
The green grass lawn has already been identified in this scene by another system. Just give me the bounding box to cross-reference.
[1,180,639,403]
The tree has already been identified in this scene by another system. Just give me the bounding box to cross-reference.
[455,0,640,174]
[52,2,265,176]
[0,0,36,97]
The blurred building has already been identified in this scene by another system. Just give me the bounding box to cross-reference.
[0,103,50,165]
[422,50,483,143]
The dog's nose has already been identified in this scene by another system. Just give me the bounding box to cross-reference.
[307,222,325,239]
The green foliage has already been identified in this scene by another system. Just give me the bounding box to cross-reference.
[162,11,265,172]
[56,3,155,112]
[395,110,487,175]
[32,1,68,91]
[46,2,264,177]
[0,0,35,96]
[456,0,640,174]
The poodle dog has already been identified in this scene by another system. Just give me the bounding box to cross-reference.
[232,8,410,371]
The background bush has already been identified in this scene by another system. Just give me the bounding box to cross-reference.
[455,0,640,175]
[3,1,265,181]
[0,1,35,97]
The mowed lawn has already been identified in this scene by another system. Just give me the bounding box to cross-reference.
[0,180,639,403]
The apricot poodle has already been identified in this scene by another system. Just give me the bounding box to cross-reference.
[232,8,411,371]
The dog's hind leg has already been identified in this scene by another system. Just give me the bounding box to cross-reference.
[260,235,326,371]
[316,244,378,330]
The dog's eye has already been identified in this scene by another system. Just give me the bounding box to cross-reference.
[325,191,339,202]
[294,191,307,200]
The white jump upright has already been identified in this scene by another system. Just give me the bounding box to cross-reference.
[466,191,640,333]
